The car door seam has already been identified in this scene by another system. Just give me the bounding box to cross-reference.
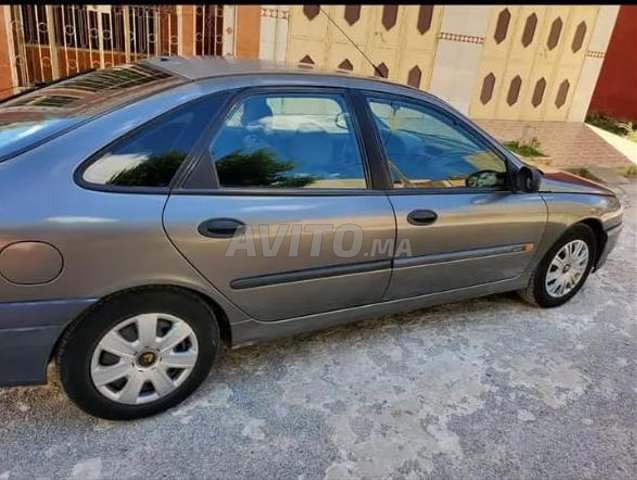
[380,191,399,301]
[160,190,254,317]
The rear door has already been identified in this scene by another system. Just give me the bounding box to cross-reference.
[164,88,396,321]
[360,93,547,300]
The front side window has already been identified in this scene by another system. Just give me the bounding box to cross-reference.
[368,98,507,189]
[82,95,220,188]
[210,93,367,189]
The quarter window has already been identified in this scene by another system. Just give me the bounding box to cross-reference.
[210,93,367,189]
[368,98,507,189]
[82,95,220,188]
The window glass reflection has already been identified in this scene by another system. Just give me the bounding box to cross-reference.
[83,95,218,187]
[368,98,506,189]
[211,94,367,189]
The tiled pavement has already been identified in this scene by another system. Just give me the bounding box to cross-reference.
[476,119,633,170]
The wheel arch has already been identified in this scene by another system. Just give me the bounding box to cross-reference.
[519,217,602,307]
[577,217,606,269]
[49,284,234,365]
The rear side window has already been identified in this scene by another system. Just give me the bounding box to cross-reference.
[209,92,367,189]
[81,95,221,188]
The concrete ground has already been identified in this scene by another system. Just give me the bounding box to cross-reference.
[1,182,636,480]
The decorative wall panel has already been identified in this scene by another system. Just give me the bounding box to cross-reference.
[286,5,442,91]
[470,5,599,121]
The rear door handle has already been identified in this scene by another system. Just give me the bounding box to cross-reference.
[198,218,246,238]
[407,209,438,226]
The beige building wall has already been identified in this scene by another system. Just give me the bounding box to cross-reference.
[283,5,443,90]
[470,5,600,122]
[1,5,617,121]
[568,5,620,121]
[273,5,618,123]
[259,5,290,62]
[428,6,492,116]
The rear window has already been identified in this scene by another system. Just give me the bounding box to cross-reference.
[0,63,182,161]
[0,118,79,159]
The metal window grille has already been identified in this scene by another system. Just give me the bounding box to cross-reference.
[8,5,224,91]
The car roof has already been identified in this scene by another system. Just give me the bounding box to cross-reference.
[143,56,320,80]
[0,57,457,162]
[142,56,440,102]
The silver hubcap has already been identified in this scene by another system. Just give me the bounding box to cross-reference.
[545,240,590,298]
[90,313,198,405]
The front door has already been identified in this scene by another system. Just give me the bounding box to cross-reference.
[362,94,547,300]
[164,89,396,321]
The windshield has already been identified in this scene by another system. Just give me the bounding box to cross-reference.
[0,62,182,161]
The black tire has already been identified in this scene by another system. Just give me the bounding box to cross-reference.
[56,288,219,420]
[519,224,597,308]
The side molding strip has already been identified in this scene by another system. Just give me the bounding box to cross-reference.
[230,259,392,290]
[230,243,532,290]
[394,243,532,269]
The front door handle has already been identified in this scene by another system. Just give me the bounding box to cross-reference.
[198,218,246,238]
[407,209,438,226]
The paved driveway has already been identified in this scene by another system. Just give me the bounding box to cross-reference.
[1,182,635,480]
[476,119,633,170]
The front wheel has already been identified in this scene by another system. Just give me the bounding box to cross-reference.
[57,289,219,420]
[519,224,597,308]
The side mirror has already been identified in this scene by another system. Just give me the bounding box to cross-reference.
[335,112,348,129]
[513,165,542,193]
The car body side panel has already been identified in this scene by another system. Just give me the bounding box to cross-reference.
[0,181,248,318]
[0,68,625,392]
[596,223,622,269]
[0,298,96,385]
[540,170,616,196]
[0,81,250,324]
[226,191,622,347]
[229,275,529,348]
[384,192,548,299]
[538,192,623,266]
[163,194,396,321]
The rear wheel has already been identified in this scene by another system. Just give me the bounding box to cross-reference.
[57,289,219,420]
[519,224,596,308]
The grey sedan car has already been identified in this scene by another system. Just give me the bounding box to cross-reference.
[0,58,622,419]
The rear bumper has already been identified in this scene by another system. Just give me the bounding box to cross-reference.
[596,223,622,270]
[0,298,96,386]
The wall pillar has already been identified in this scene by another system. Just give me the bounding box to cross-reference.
[178,5,195,56]
[222,5,236,56]
[259,5,289,62]
[428,6,492,115]
[568,6,621,121]
[0,5,17,98]
[235,5,261,59]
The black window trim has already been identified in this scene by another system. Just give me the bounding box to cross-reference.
[356,89,518,195]
[170,88,243,190]
[73,91,229,195]
[174,85,383,196]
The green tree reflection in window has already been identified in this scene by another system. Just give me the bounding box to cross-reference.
[215,149,317,188]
